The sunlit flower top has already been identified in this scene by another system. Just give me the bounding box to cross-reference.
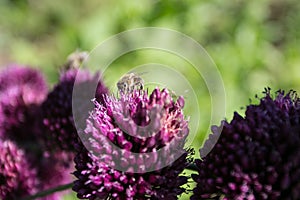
[73,88,190,200]
[192,89,300,200]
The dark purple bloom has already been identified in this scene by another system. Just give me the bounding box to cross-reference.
[0,65,48,143]
[0,139,38,199]
[42,67,108,152]
[192,89,300,200]
[35,151,74,200]
[73,88,190,200]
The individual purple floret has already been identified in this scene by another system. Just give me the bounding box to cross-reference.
[192,89,300,200]
[42,67,108,152]
[73,88,191,200]
[0,65,48,143]
[0,139,38,199]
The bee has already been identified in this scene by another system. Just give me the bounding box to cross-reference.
[117,73,144,94]
[64,51,89,69]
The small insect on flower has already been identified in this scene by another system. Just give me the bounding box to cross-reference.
[117,72,144,94]
[63,51,89,69]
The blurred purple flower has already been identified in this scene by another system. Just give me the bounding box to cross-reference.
[0,139,38,199]
[73,88,190,200]
[0,65,48,143]
[41,67,108,152]
[35,151,74,200]
[0,65,73,199]
[192,89,300,200]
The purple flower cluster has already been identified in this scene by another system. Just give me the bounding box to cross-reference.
[2,53,300,200]
[192,89,300,200]
[0,140,38,199]
[41,67,108,152]
[73,88,190,200]
[0,65,47,143]
[0,65,74,199]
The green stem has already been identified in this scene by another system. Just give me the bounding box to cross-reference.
[21,182,73,200]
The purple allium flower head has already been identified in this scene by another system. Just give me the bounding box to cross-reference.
[42,67,108,152]
[0,65,48,142]
[73,88,190,200]
[0,139,38,199]
[192,89,300,200]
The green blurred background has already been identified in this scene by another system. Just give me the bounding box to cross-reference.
[1,0,300,199]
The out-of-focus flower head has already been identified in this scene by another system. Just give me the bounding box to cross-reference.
[42,51,108,152]
[192,89,300,200]
[0,139,38,199]
[0,65,48,143]
[35,151,74,200]
[0,64,74,200]
[73,88,190,200]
